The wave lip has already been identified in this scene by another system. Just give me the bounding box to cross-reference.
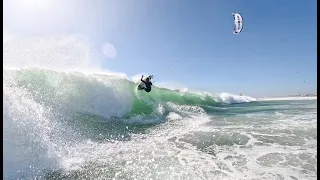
[213,92,256,104]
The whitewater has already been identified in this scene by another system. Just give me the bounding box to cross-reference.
[3,36,317,180]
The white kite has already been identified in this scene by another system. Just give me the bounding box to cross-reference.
[232,13,243,34]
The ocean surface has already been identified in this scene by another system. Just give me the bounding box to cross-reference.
[4,68,317,180]
[3,37,317,180]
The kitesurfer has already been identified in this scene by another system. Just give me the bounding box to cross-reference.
[140,75,153,93]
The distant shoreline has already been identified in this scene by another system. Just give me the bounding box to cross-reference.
[284,93,317,97]
[257,93,317,99]
[257,96,317,101]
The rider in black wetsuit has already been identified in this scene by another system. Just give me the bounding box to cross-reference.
[140,75,153,93]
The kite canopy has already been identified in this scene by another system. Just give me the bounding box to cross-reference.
[232,13,243,34]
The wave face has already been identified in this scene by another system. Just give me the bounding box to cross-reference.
[4,68,255,118]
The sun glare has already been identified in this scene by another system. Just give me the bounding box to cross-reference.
[18,0,52,12]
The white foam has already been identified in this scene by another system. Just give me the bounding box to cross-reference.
[4,74,60,177]
[214,92,256,104]
[56,111,215,179]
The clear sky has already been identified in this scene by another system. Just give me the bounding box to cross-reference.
[4,0,317,97]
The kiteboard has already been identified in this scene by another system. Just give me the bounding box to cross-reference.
[137,81,146,90]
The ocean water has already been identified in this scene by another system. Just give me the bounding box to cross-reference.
[3,36,317,180]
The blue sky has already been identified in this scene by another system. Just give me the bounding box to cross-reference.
[4,0,317,97]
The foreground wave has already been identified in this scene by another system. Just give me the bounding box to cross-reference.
[4,67,316,180]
